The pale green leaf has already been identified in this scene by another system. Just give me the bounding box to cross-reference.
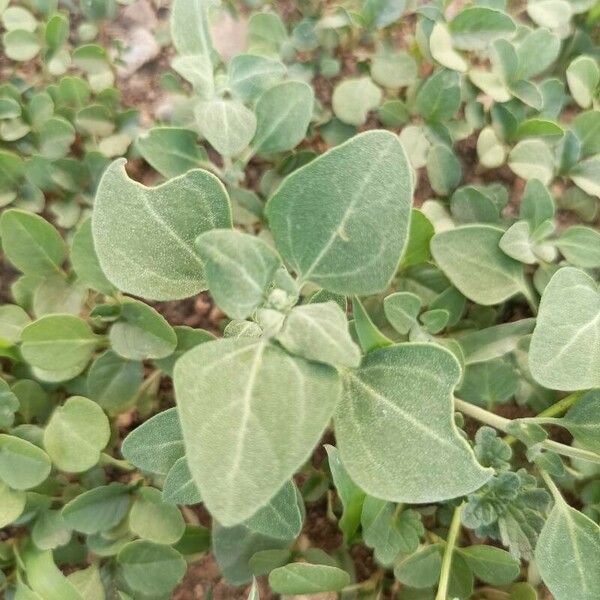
[269,563,350,594]
[0,434,51,490]
[332,77,382,126]
[129,486,186,544]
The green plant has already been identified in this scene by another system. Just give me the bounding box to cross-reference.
[1,0,600,599]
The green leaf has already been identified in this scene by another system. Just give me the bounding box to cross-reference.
[2,6,36,31]
[43,396,110,473]
[536,499,600,600]
[121,407,184,475]
[170,0,213,57]
[556,226,600,267]
[530,267,600,390]
[500,221,537,264]
[0,481,26,527]
[570,155,600,198]
[3,30,41,61]
[566,56,599,109]
[229,54,286,102]
[242,480,304,541]
[371,50,417,88]
[325,444,365,542]
[427,144,462,196]
[560,389,600,453]
[416,69,461,123]
[431,225,529,305]
[87,350,143,414]
[401,209,434,268]
[118,541,186,598]
[174,337,340,526]
[0,209,65,276]
[62,483,131,534]
[520,178,555,230]
[109,299,177,360]
[71,218,115,295]
[449,7,516,50]
[363,0,406,28]
[268,563,350,594]
[38,117,75,159]
[252,81,314,155]
[335,344,492,503]
[31,509,71,551]
[267,130,412,295]
[429,23,467,72]
[21,315,99,377]
[92,159,231,301]
[394,544,442,588]
[162,456,202,505]
[129,486,186,544]
[0,434,51,490]
[0,304,30,345]
[137,127,207,178]
[0,379,19,428]
[154,325,215,376]
[508,139,555,185]
[277,302,361,368]
[384,292,421,334]
[195,99,257,157]
[195,229,281,319]
[460,545,519,585]
[332,77,382,126]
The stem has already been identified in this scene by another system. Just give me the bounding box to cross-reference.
[435,503,463,600]
[99,453,135,471]
[539,469,564,504]
[454,398,600,465]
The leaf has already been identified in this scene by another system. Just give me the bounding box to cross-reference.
[535,500,600,600]
[268,563,350,594]
[0,304,30,345]
[0,434,51,490]
[371,50,418,88]
[416,69,461,123]
[529,267,600,390]
[174,337,340,526]
[87,350,143,414]
[0,209,65,276]
[383,292,421,334]
[567,56,599,108]
[560,389,600,453]
[427,144,462,196]
[62,483,131,534]
[162,456,202,505]
[121,408,184,475]
[460,544,520,585]
[0,481,25,527]
[31,509,71,551]
[71,218,115,295]
[332,77,382,126]
[117,541,186,598]
[325,445,365,542]
[520,178,555,229]
[267,130,412,295]
[508,139,555,185]
[277,302,361,368]
[44,396,110,473]
[556,226,600,267]
[500,221,537,264]
[154,325,215,376]
[449,7,516,50]
[401,209,434,268]
[109,299,177,360]
[195,99,257,157]
[129,486,186,544]
[252,81,314,154]
[229,54,286,102]
[92,159,231,301]
[170,0,213,57]
[195,229,281,319]
[137,127,207,178]
[242,480,304,541]
[334,343,492,503]
[0,379,19,428]
[431,225,529,305]
[570,155,600,198]
[21,315,99,377]
[3,30,40,61]
[394,544,442,588]
[429,23,467,72]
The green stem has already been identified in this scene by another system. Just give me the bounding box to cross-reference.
[99,453,135,471]
[454,398,600,465]
[435,503,463,600]
[539,469,564,504]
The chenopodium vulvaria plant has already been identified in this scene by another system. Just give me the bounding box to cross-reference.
[1,0,600,598]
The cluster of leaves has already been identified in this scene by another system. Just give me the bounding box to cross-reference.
[1,0,137,228]
[1,0,600,599]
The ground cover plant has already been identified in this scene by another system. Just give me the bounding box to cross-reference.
[0,0,600,599]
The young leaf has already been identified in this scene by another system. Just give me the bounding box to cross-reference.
[0,209,65,276]
[162,456,202,505]
[268,563,350,594]
[43,396,110,473]
[559,389,600,453]
[0,434,51,490]
[252,81,314,155]
[530,267,600,390]
[92,159,231,301]
[556,226,600,267]
[195,229,281,319]
[277,302,361,368]
[129,487,186,544]
[459,545,519,585]
[384,292,422,334]
[0,481,25,528]
[267,130,412,295]
[566,56,600,109]
[332,77,382,126]
[174,338,341,526]
[449,7,516,50]
[121,408,184,476]
[535,499,600,600]
[432,225,529,305]
[335,343,492,503]
[170,0,213,57]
